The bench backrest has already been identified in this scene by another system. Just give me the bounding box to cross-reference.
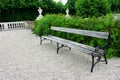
[51,26,110,39]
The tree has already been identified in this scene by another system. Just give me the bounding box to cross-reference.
[55,1,65,14]
[65,0,76,15]
[39,0,55,13]
[109,0,120,13]
[0,0,65,22]
[75,0,111,17]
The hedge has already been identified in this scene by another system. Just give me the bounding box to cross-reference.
[33,14,120,58]
[0,8,38,22]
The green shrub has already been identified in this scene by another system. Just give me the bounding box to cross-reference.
[75,0,111,17]
[33,14,120,58]
[33,15,51,36]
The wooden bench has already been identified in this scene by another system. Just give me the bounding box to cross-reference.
[40,26,111,72]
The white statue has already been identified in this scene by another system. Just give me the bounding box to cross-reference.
[36,7,43,20]
[38,7,42,15]
[66,8,70,18]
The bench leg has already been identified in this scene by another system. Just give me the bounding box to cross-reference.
[91,54,101,72]
[69,47,71,50]
[51,40,52,43]
[57,43,71,53]
[91,54,108,72]
[57,43,59,54]
[40,37,52,45]
[57,43,65,53]
[40,37,42,45]
[104,55,108,64]
[91,55,95,72]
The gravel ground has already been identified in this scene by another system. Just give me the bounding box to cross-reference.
[0,29,120,80]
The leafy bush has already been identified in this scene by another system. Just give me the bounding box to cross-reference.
[33,15,51,36]
[75,0,111,17]
[33,14,120,58]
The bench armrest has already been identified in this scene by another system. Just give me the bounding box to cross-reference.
[95,42,109,50]
[94,43,109,56]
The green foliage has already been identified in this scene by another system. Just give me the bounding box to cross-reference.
[109,0,120,13]
[75,0,111,17]
[109,28,120,57]
[33,14,51,36]
[0,0,65,22]
[49,1,65,14]
[1,0,120,22]
[0,9,37,22]
[33,14,120,58]
[65,0,76,15]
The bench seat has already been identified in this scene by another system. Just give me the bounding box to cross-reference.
[42,35,104,56]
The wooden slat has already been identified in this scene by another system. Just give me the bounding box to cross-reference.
[49,35,104,54]
[51,26,109,39]
[42,35,104,55]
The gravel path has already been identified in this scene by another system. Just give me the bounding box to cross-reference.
[0,30,120,80]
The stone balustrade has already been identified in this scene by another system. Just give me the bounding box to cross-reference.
[0,21,28,31]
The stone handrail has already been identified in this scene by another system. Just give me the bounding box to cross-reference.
[0,21,28,31]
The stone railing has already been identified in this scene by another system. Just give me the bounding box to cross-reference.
[0,21,28,31]
[25,21,34,29]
